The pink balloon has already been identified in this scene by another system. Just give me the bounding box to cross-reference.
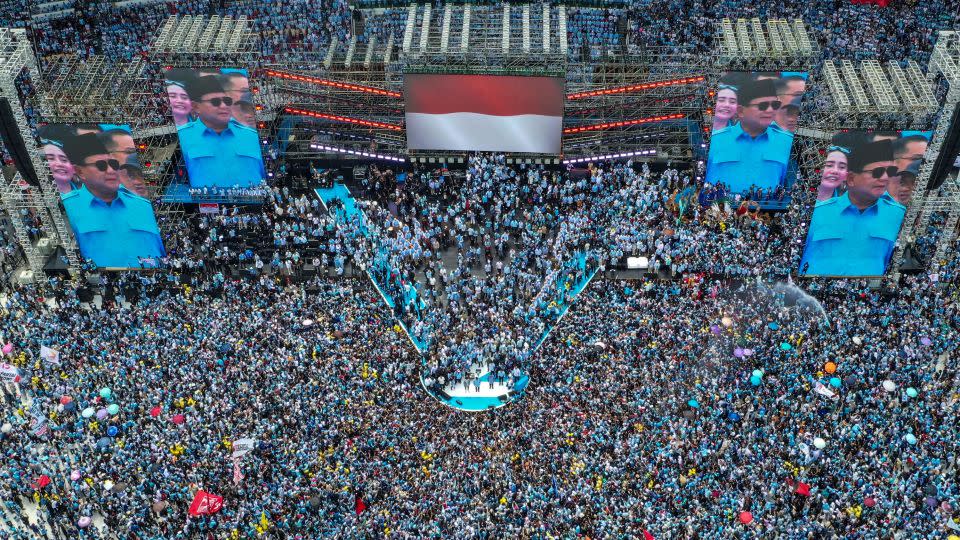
[2,343,12,354]
[171,414,185,425]
[150,406,162,417]
[864,496,876,508]
[78,516,91,528]
[738,511,753,524]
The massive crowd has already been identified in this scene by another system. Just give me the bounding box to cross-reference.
[0,0,958,537]
[1,0,955,69]
[0,154,958,537]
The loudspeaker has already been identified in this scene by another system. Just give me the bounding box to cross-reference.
[927,104,960,191]
[0,98,38,186]
[123,286,140,304]
[76,287,94,303]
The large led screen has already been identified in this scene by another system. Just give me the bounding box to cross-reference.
[404,74,564,154]
[164,67,265,189]
[37,123,165,268]
[799,130,931,277]
[706,71,808,198]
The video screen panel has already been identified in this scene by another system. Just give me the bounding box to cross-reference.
[36,123,165,268]
[404,74,564,154]
[163,67,265,189]
[799,130,931,277]
[706,71,808,198]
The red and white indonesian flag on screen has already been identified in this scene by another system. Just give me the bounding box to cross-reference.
[404,74,564,154]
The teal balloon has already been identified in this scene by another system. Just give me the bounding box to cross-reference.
[99,388,111,399]
[107,404,120,415]
[749,375,762,386]
[687,399,700,409]
[904,433,917,445]
[906,387,918,398]
[768,322,779,330]
[780,342,792,351]
[829,377,841,388]
[751,369,763,378]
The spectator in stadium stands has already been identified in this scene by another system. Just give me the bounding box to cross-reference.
[60,134,165,267]
[800,139,905,276]
[178,76,265,189]
[817,144,851,201]
[705,78,794,194]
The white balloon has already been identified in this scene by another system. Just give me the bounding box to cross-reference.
[882,380,897,392]
[813,437,826,449]
[721,317,733,328]
[0,423,11,434]
[852,336,863,345]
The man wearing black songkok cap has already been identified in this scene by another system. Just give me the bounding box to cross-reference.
[705,77,795,194]
[799,138,906,276]
[177,74,265,189]
[60,133,166,268]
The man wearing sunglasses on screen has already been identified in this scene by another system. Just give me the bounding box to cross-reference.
[177,76,265,189]
[60,134,166,268]
[799,139,906,276]
[705,78,794,194]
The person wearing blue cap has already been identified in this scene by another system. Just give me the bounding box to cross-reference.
[799,138,906,276]
[705,78,795,194]
[177,75,265,189]
[60,133,166,268]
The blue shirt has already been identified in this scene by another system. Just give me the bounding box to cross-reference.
[178,119,265,188]
[799,191,906,276]
[62,185,166,268]
[705,122,794,193]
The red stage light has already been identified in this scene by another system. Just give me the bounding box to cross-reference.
[266,70,402,98]
[283,107,403,131]
[566,76,705,100]
[562,113,685,134]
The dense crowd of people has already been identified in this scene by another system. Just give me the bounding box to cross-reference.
[0,0,958,537]
[0,153,957,537]
[0,0,955,69]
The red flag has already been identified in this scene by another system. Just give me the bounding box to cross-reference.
[795,482,811,497]
[188,490,224,516]
[31,474,51,490]
[643,530,655,540]
[354,495,367,515]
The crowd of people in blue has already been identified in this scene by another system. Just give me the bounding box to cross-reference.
[0,148,956,537]
[0,0,957,538]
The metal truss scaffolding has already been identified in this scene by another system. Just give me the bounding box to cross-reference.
[0,28,79,280]
[264,4,709,163]
[144,16,262,228]
[890,31,960,279]
[717,18,817,70]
